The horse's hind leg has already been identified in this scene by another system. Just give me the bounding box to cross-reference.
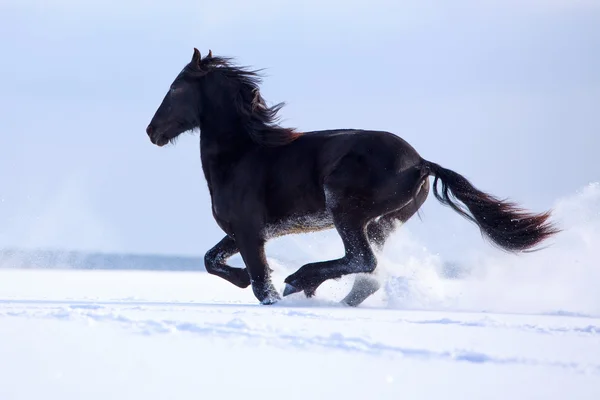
[367,176,430,251]
[341,180,430,306]
[340,275,381,307]
[284,155,428,300]
[283,212,376,298]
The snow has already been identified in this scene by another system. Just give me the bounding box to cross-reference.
[1,183,600,399]
[1,270,599,400]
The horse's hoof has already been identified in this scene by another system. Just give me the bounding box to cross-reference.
[260,294,280,305]
[252,281,281,304]
[283,283,301,297]
[340,275,381,307]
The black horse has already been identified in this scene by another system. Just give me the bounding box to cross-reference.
[146,49,559,306]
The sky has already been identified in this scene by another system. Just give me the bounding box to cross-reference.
[0,0,598,261]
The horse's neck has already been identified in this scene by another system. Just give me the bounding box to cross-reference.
[199,123,254,154]
[199,124,255,186]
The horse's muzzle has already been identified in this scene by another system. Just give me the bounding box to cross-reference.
[146,125,168,147]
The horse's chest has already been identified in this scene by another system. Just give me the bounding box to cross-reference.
[211,195,235,234]
[210,183,254,234]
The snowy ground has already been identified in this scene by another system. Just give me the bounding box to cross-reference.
[1,183,599,399]
[1,268,599,400]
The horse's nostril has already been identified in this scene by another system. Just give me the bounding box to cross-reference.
[146,125,154,135]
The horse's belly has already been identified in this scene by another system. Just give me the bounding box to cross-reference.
[265,210,334,239]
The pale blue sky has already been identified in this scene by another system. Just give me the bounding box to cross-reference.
[0,0,598,260]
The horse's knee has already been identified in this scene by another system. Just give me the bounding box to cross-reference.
[204,249,219,274]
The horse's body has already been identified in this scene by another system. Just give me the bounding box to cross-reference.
[208,127,421,240]
[146,49,559,306]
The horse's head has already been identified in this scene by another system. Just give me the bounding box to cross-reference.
[146,48,208,147]
[146,48,300,148]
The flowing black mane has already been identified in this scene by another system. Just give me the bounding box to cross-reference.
[199,55,302,147]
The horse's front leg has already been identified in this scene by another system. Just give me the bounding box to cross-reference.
[204,235,251,288]
[234,230,281,305]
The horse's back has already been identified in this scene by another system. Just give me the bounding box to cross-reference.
[293,128,423,175]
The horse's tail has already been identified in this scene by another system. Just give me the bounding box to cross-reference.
[420,159,559,252]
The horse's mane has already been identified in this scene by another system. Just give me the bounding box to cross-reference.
[199,55,302,147]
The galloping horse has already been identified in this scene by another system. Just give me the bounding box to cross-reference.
[146,49,558,306]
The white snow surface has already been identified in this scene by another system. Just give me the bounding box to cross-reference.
[1,183,600,399]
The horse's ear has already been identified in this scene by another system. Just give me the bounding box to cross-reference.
[192,48,201,66]
[207,49,213,58]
